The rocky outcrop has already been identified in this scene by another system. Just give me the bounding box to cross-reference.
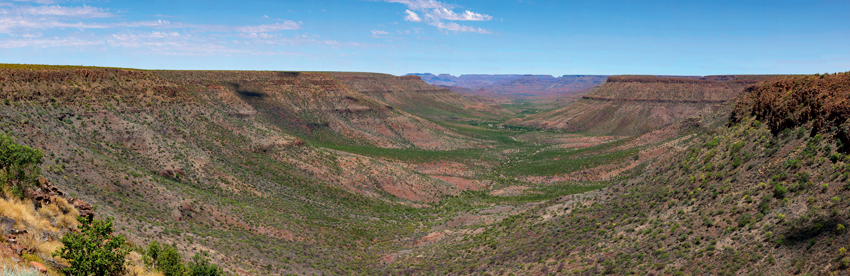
[29,177,94,219]
[731,72,850,147]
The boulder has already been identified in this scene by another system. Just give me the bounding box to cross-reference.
[30,261,48,273]
[0,216,14,235]
[12,243,33,255]
[68,198,94,219]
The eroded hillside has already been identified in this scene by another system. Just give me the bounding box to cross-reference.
[509,75,770,135]
[0,66,509,275]
[3,64,847,275]
[381,72,850,275]
[330,72,511,121]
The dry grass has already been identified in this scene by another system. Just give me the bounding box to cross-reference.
[0,195,80,273]
[18,234,63,259]
[125,251,165,276]
[0,257,40,276]
[35,198,79,229]
[0,197,52,233]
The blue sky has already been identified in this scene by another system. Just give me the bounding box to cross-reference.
[1,0,848,76]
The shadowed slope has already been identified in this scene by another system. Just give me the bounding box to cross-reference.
[330,72,512,121]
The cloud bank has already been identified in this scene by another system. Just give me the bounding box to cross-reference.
[0,2,376,55]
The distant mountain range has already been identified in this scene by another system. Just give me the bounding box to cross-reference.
[406,73,608,98]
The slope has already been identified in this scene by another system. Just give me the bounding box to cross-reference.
[0,65,504,274]
[381,72,850,275]
[330,72,511,121]
[509,75,769,135]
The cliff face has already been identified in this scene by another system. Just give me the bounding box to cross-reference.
[330,72,512,120]
[509,75,770,135]
[732,72,850,148]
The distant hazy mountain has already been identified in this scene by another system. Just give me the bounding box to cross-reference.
[407,73,608,98]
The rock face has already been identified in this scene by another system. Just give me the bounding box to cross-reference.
[731,72,850,143]
[509,75,771,135]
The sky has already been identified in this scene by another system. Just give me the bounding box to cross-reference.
[0,0,848,76]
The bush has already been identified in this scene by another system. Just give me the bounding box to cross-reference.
[773,184,788,198]
[148,242,187,276]
[0,133,44,197]
[144,241,162,268]
[52,216,129,276]
[189,252,225,276]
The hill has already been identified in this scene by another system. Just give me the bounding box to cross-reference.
[329,72,512,121]
[508,75,771,135]
[408,73,608,98]
[0,65,508,274]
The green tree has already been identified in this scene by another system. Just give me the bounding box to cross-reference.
[155,244,187,276]
[52,216,129,276]
[144,241,162,268]
[189,252,225,276]
[0,132,44,197]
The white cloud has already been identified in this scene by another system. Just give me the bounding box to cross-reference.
[0,2,366,55]
[404,10,421,22]
[8,0,61,5]
[234,21,300,33]
[430,22,490,33]
[0,37,102,48]
[427,8,491,21]
[385,0,453,10]
[383,0,492,34]
[14,5,114,18]
[0,17,110,33]
[370,29,389,38]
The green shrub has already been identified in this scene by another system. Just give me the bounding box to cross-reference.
[52,216,129,276]
[150,243,187,276]
[189,252,225,276]
[0,133,44,197]
[144,241,162,268]
[705,137,720,148]
[831,152,842,163]
[773,184,788,198]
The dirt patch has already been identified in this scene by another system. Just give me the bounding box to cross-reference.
[430,175,489,191]
[489,186,530,196]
